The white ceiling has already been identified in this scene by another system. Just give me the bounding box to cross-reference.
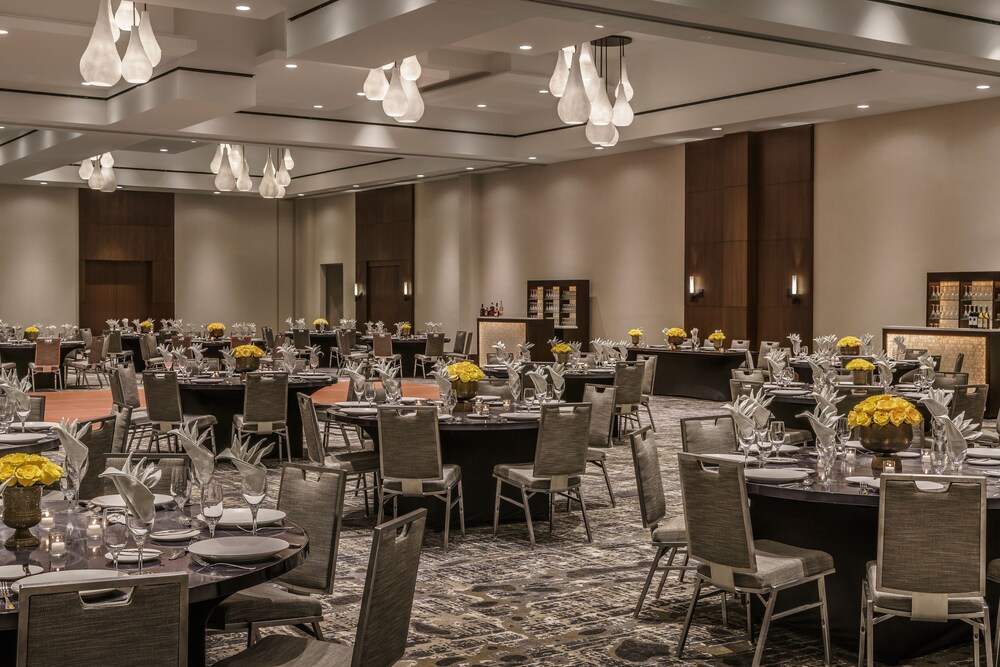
[0,0,998,196]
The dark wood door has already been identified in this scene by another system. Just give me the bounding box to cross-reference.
[80,260,152,333]
[366,262,409,325]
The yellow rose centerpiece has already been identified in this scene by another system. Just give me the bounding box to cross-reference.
[848,394,923,470]
[207,322,226,339]
[845,358,875,385]
[140,320,154,333]
[551,342,573,363]
[400,323,412,337]
[233,343,264,373]
[0,453,63,548]
[664,327,687,348]
[23,326,39,342]
[837,335,862,356]
[707,330,726,350]
[446,361,485,400]
[628,328,644,346]
[313,318,329,331]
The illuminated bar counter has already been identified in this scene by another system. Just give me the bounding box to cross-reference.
[476,317,555,363]
[883,325,1000,416]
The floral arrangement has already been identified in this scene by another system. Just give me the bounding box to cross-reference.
[446,361,485,384]
[664,327,687,338]
[233,344,264,359]
[401,323,412,331]
[313,318,328,327]
[707,330,726,342]
[551,342,573,354]
[848,394,923,428]
[0,453,63,487]
[23,326,39,334]
[140,320,153,328]
[845,359,875,372]
[207,322,225,334]
[628,328,644,337]
[837,336,861,349]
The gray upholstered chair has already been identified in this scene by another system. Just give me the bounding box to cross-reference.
[729,339,750,350]
[755,341,780,369]
[904,348,928,360]
[335,329,368,372]
[140,332,165,370]
[951,385,995,445]
[142,371,218,453]
[680,415,737,455]
[443,330,471,361]
[16,572,188,667]
[630,426,693,617]
[953,352,965,373]
[209,464,347,647]
[413,332,446,377]
[582,384,617,506]
[377,406,464,551]
[292,328,311,353]
[729,378,763,402]
[637,354,657,431]
[232,372,290,462]
[475,379,513,401]
[371,333,402,373]
[103,453,188,495]
[27,395,45,422]
[216,509,427,667]
[104,329,133,367]
[493,403,593,547]
[28,338,62,391]
[931,371,969,390]
[110,365,150,450]
[76,414,117,501]
[613,361,644,439]
[676,453,834,666]
[65,335,106,388]
[862,475,990,667]
[230,335,252,349]
[731,368,765,383]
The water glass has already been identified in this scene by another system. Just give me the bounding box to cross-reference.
[363,382,376,407]
[127,511,155,575]
[769,421,786,450]
[202,482,224,538]
[170,468,191,523]
[352,377,366,402]
[816,448,836,485]
[241,477,267,536]
[59,462,79,512]
[756,431,773,468]
[523,388,535,408]
[737,428,754,464]
[931,433,949,474]
[14,401,29,430]
[835,416,850,457]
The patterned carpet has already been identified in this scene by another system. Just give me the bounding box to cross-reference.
[132,381,978,666]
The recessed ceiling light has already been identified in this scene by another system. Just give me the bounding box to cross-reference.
[518,45,532,50]
[235,5,251,11]
[711,127,722,131]
[356,91,365,96]
[856,104,870,109]
[978,84,991,90]
[190,140,197,143]
[81,82,92,86]
[0,126,5,130]
[39,182,47,185]
[595,24,605,28]
[476,104,487,108]
[465,167,474,170]
[313,104,324,109]
[116,186,122,189]
[213,191,221,195]
[0,30,9,35]
[539,89,549,94]
[297,193,304,196]
[352,184,359,188]
[159,148,168,152]
[527,156,537,160]
[417,174,425,178]
[285,63,298,69]
[594,146,604,150]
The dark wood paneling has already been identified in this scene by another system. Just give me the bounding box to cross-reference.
[355,185,414,324]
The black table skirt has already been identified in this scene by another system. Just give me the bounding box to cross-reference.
[0,342,84,389]
[627,347,747,401]
[359,337,449,378]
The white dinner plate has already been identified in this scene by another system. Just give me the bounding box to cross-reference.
[748,444,800,455]
[702,453,748,463]
[13,570,130,595]
[499,413,540,421]
[968,458,1000,466]
[400,397,420,404]
[150,528,201,542]
[189,377,223,384]
[188,536,289,563]
[205,508,286,529]
[334,401,369,408]
[896,451,921,459]
[764,382,806,389]
[90,493,173,509]
[473,395,502,402]
[437,414,454,421]
[768,389,810,396]
[340,407,378,416]
[967,448,1000,460]
[0,564,43,580]
[0,433,45,444]
[106,548,162,564]
[763,457,800,465]
[846,476,878,486]
[13,422,58,432]
[465,413,492,420]
[744,468,811,484]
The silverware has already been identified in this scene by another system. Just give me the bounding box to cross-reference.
[0,581,14,611]
[190,555,257,570]
[168,549,187,560]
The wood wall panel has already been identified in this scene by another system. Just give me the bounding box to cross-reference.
[355,185,414,325]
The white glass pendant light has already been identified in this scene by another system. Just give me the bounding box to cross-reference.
[589,78,613,125]
[115,1,135,31]
[620,56,634,101]
[137,9,161,67]
[79,157,95,180]
[585,119,616,146]
[396,79,424,123]
[121,9,152,84]
[578,42,599,100]
[108,0,120,43]
[259,150,279,199]
[382,66,408,118]
[611,82,634,126]
[214,146,236,191]
[100,152,115,168]
[275,158,291,187]
[363,68,389,101]
[557,48,590,125]
[228,144,243,174]
[283,149,294,170]
[210,144,224,174]
[602,124,620,147]
[88,167,105,190]
[236,160,253,192]
[80,0,122,87]
[548,46,573,98]
[100,165,117,192]
[276,185,286,199]
[400,55,422,81]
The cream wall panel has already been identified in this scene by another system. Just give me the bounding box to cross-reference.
[293,193,356,323]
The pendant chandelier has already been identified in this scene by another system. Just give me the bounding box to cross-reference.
[363,56,424,124]
[79,153,118,192]
[552,37,634,146]
[80,1,161,87]
[210,144,295,199]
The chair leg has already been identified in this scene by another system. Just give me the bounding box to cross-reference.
[443,487,452,552]
[376,487,385,525]
[576,488,592,543]
[549,493,555,533]
[645,402,656,432]
[520,486,535,548]
[751,591,778,667]
[492,478,502,537]
[598,461,615,507]
[311,621,324,640]
[457,480,465,536]
[864,591,874,667]
[678,551,690,584]
[983,607,993,667]
[818,576,831,666]
[676,577,702,658]
[973,623,981,667]
[634,545,669,617]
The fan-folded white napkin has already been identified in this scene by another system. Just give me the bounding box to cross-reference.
[217,437,272,489]
[99,453,160,523]
[56,418,92,481]
[172,423,215,486]
[525,370,549,395]
[547,364,565,393]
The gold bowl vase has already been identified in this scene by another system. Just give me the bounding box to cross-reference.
[630,335,641,346]
[452,380,477,401]
[3,485,42,549]
[235,356,260,374]
[667,336,685,350]
[859,423,913,471]
[840,345,860,356]
[852,370,872,386]
[24,332,38,343]
[555,352,570,364]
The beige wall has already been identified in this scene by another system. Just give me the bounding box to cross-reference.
[477,146,686,342]
[175,194,293,331]
[292,193,356,323]
[0,185,78,325]
[814,96,1000,337]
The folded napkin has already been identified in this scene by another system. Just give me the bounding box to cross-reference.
[220,349,236,373]
[813,334,837,355]
[859,333,874,355]
[724,403,756,440]
[0,377,30,411]
[812,385,844,417]
[432,370,454,397]
[217,437,272,489]
[502,360,523,398]
[788,333,801,356]
[525,370,549,395]
[99,453,160,523]
[56,418,92,480]
[893,335,906,360]
[377,368,401,398]
[936,413,980,461]
[295,318,306,330]
[800,412,837,452]
[547,364,565,393]
[305,344,322,368]
[172,422,215,486]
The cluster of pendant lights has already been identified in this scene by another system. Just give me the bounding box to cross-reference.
[210,144,295,199]
[362,56,425,123]
[550,38,635,147]
[80,0,161,87]
[78,154,118,192]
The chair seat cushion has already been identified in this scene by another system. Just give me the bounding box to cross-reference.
[208,583,323,627]
[493,463,581,490]
[384,464,461,493]
[867,562,984,615]
[145,356,165,365]
[325,450,379,474]
[987,558,1000,582]
[785,428,812,445]
[651,515,687,544]
[585,447,608,462]
[131,409,150,425]
[183,413,218,428]
[697,539,834,590]
[234,414,286,432]
[214,634,353,667]
[976,432,1000,445]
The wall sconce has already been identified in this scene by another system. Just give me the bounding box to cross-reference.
[403,281,411,301]
[688,275,704,302]
[354,283,363,300]
[788,274,801,305]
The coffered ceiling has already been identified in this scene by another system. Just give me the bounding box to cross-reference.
[0,0,998,196]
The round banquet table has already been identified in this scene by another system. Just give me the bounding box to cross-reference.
[178,374,335,456]
[0,432,59,456]
[332,407,544,528]
[0,341,84,388]
[123,336,267,373]
[766,387,935,434]
[626,346,749,400]
[0,501,307,667]
[790,358,919,384]
[358,335,450,378]
[482,366,615,402]
[744,451,1000,664]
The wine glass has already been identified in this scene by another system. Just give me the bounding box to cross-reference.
[201,482,224,538]
[59,461,79,513]
[443,391,457,417]
[352,377,366,403]
[241,476,267,536]
[103,507,129,573]
[522,388,535,408]
[737,426,754,465]
[755,426,772,468]
[553,383,564,403]
[170,467,191,525]
[126,511,155,575]
[14,400,29,431]
[769,421,786,455]
[835,416,851,458]
[363,382,376,407]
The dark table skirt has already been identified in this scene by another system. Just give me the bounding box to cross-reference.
[627,347,747,401]
[0,342,84,389]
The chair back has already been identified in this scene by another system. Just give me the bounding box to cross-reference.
[33,339,60,367]
[79,328,92,348]
[452,330,468,355]
[373,333,394,358]
[77,414,118,500]
[613,361,644,406]
[932,371,969,390]
[28,396,44,421]
[630,426,666,529]
[534,403,591,487]
[86,336,105,366]
[423,332,446,358]
[297,394,327,465]
[677,453,757,586]
[110,365,142,409]
[109,402,133,453]
[950,384,989,427]
[837,386,885,415]
[731,368,765,382]
[230,336,252,349]
[143,372,184,424]
[876,475,985,620]
[583,384,616,448]
[351,509,427,667]
[953,352,965,373]
[680,415,737,454]
[243,372,288,424]
[347,329,360,350]
[756,341,780,368]
[730,339,750,350]
[16,572,188,667]
[637,354,656,396]
[292,329,311,350]
[276,464,346,594]
[103,454,188,495]
[729,378,763,401]
[262,326,275,350]
[139,333,157,362]
[336,329,352,356]
[904,348,928,360]
[377,406,442,492]
[105,330,123,354]
[475,379,512,401]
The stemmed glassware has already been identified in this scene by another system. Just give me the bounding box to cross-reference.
[241,476,267,536]
[522,388,535,408]
[835,416,850,458]
[352,377,366,403]
[14,400,29,431]
[126,510,155,575]
[931,419,949,474]
[59,460,79,513]
[102,507,128,573]
[769,421,785,457]
[552,383,564,403]
[442,391,457,417]
[170,467,191,525]
[201,482,224,538]
[737,426,755,465]
[363,382,376,407]
[755,424,772,468]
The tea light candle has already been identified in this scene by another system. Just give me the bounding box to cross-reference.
[883,460,896,474]
[845,450,856,464]
[86,516,102,539]
[921,451,932,474]
[49,531,66,557]
[39,508,54,530]
[502,399,512,412]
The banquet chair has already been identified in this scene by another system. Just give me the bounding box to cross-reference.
[444,330,471,361]
[476,379,513,401]
[139,332,165,370]
[232,372,290,462]
[64,328,92,364]
[493,403,592,548]
[262,326,276,350]
[680,415,737,455]
[904,348,928,360]
[676,453,834,666]
[371,333,402,373]
[730,339,750,351]
[75,413,117,500]
[756,341,780,369]
[953,352,965,373]
[110,364,150,438]
[104,329,133,367]
[16,572,188,667]
[230,335,252,349]
[28,338,62,391]
[932,371,969,390]
[951,385,994,445]
[292,328,311,354]
[582,384,617,506]
[0,351,15,373]
[209,464,347,647]
[900,356,943,382]
[142,371,218,453]
[729,378,763,402]
[838,387,885,416]
[731,368,765,383]
[27,395,44,421]
[378,406,464,551]
[631,426,694,617]
[414,332,446,377]
[861,475,990,667]
[65,334,106,388]
[336,329,368,372]
[216,509,427,667]
[300,394,379,516]
[103,453,188,495]
[109,402,135,453]
[613,361,644,439]
[636,354,658,431]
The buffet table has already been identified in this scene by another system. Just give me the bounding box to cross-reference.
[626,347,748,400]
[0,341,84,388]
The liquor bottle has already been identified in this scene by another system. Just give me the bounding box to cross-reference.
[480,303,486,317]
[499,301,504,316]
[488,303,496,317]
